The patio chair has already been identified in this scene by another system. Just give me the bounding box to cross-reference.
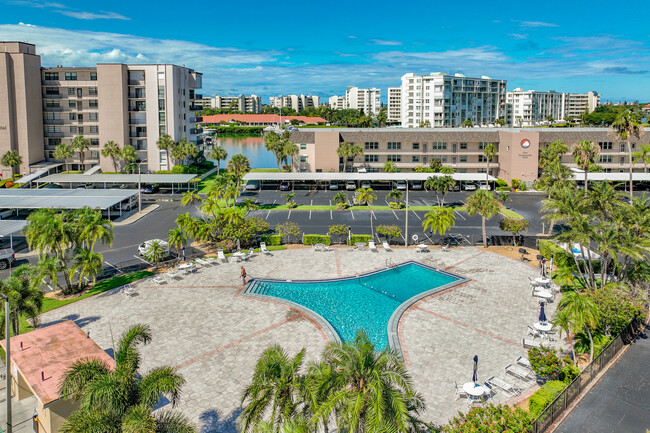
[483,381,496,398]
[206,257,219,265]
[152,275,167,285]
[166,268,181,280]
[527,325,542,339]
[516,356,532,369]
[260,242,272,255]
[368,241,378,252]
[245,248,255,261]
[195,258,210,267]
[453,381,468,400]
[486,376,519,396]
[217,249,228,263]
[505,364,534,381]
[382,241,393,252]
[123,284,137,297]
[523,338,541,349]
[441,243,450,252]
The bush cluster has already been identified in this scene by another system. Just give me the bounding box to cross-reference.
[528,380,567,418]
[347,234,373,245]
[303,234,331,245]
[261,234,282,246]
[538,239,574,269]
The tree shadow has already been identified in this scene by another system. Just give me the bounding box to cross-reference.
[37,314,101,329]
[199,408,242,433]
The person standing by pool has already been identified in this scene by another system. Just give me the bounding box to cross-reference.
[241,266,247,285]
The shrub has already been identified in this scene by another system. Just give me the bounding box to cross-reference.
[348,234,373,245]
[335,202,348,210]
[561,363,580,383]
[528,380,567,418]
[4,181,14,188]
[591,285,647,336]
[496,186,511,192]
[276,222,301,244]
[528,346,563,379]
[328,224,349,244]
[538,240,573,269]
[303,234,330,245]
[216,239,236,252]
[260,234,282,246]
[376,225,402,243]
[496,178,508,187]
[575,332,612,357]
[286,201,297,209]
[388,201,403,209]
[443,403,532,432]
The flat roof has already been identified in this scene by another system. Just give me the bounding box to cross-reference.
[0,321,114,406]
[572,172,650,182]
[243,172,496,182]
[292,127,611,133]
[0,189,138,210]
[38,173,197,184]
[0,220,28,237]
[18,163,63,184]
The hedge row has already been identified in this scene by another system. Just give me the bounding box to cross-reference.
[538,239,574,268]
[348,234,373,245]
[528,380,567,417]
[261,234,374,246]
[303,235,331,245]
[260,234,282,246]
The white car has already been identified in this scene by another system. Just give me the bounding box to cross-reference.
[360,181,371,189]
[464,183,477,191]
[345,181,357,191]
[393,181,407,190]
[138,239,170,256]
[479,183,491,191]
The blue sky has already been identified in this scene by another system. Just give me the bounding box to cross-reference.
[1,0,649,102]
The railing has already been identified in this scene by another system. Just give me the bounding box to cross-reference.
[531,317,644,433]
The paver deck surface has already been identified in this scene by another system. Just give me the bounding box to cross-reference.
[38,246,562,431]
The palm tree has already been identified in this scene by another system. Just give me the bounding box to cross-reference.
[483,142,497,185]
[383,161,396,173]
[355,188,377,237]
[1,150,22,178]
[78,209,114,251]
[53,142,75,172]
[572,140,600,191]
[465,190,500,248]
[239,346,306,433]
[552,310,576,364]
[612,109,644,198]
[264,131,284,171]
[120,144,138,171]
[59,324,194,432]
[425,175,455,206]
[0,265,44,336]
[167,227,188,256]
[157,134,176,169]
[311,330,426,433]
[227,153,251,187]
[143,240,167,263]
[209,146,228,175]
[36,255,61,293]
[71,135,90,171]
[337,142,363,172]
[101,141,121,172]
[422,207,456,245]
[386,189,403,204]
[72,248,103,287]
[632,142,650,174]
[282,141,300,172]
[556,289,600,362]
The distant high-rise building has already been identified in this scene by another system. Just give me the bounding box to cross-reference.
[387,87,401,123]
[506,89,601,126]
[208,94,261,113]
[345,87,381,116]
[399,72,507,128]
[328,95,347,110]
[565,91,600,119]
[269,95,319,112]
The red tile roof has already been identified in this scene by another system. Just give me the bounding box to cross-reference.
[199,114,327,124]
[0,321,114,405]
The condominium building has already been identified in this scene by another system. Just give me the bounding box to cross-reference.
[207,94,261,113]
[506,88,601,126]
[399,72,507,128]
[328,95,346,110]
[565,91,600,118]
[345,87,381,116]
[269,94,320,112]
[0,41,202,175]
[387,87,401,123]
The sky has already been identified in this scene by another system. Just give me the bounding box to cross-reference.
[1,0,649,103]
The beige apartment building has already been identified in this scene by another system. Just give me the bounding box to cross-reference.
[269,94,320,112]
[506,88,601,126]
[206,94,262,113]
[387,87,401,123]
[1,41,202,175]
[289,128,643,183]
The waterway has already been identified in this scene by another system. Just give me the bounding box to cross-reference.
[205,135,276,169]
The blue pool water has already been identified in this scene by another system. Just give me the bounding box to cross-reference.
[248,263,462,350]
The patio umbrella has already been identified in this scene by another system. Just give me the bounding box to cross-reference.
[472,355,478,383]
[539,302,547,323]
[236,236,241,251]
[550,253,554,272]
[182,246,186,261]
[541,257,547,277]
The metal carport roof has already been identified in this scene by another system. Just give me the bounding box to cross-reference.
[0,189,139,210]
[242,172,496,182]
[571,172,650,182]
[36,173,197,185]
[0,220,29,237]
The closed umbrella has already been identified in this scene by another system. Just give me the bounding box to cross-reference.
[236,236,241,251]
[182,246,186,262]
[541,257,547,278]
[539,302,547,323]
[472,355,478,383]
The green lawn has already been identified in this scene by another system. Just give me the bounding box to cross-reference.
[501,208,525,219]
[251,168,279,173]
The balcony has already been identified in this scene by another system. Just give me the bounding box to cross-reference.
[129,132,147,138]
[129,92,146,99]
[190,128,203,135]
[129,118,147,125]
[189,105,200,111]
[128,79,144,85]
[43,106,64,112]
[129,105,146,112]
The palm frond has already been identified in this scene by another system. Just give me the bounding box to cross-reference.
[59,357,112,401]
[138,366,186,408]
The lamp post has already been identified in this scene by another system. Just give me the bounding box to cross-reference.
[136,159,147,214]
[1,294,11,433]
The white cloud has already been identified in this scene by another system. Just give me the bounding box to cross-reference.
[509,33,527,40]
[370,39,402,46]
[18,22,37,27]
[56,10,130,20]
[520,21,559,28]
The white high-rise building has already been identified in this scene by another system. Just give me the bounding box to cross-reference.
[345,87,381,116]
[399,72,507,128]
[209,94,261,113]
[328,95,346,110]
[269,94,319,112]
[387,87,401,123]
[566,91,600,118]
[506,89,601,126]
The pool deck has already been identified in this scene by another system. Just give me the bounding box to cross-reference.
[37,245,563,431]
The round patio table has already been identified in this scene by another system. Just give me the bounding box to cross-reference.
[463,382,487,397]
[232,252,245,261]
[417,243,428,249]
[535,277,551,284]
[178,263,193,270]
[355,242,366,249]
[534,290,553,299]
[534,322,553,332]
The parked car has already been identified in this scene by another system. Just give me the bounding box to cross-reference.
[410,181,423,190]
[75,182,93,189]
[393,180,407,190]
[0,248,15,270]
[345,180,357,191]
[328,181,339,190]
[279,181,291,191]
[141,184,160,194]
[138,239,170,256]
[463,183,477,191]
[479,183,491,191]
[245,180,260,191]
[448,183,460,191]
[360,180,372,189]
[42,183,63,189]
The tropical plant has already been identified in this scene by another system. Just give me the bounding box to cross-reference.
[227,153,251,186]
[465,190,500,248]
[282,193,297,209]
[143,240,168,263]
[157,134,176,169]
[171,138,199,165]
[632,143,650,173]
[101,141,121,172]
[59,324,194,432]
[0,265,44,336]
[120,144,138,170]
[387,188,403,204]
[572,140,600,191]
[282,141,300,171]
[376,224,402,244]
[337,142,363,172]
[72,248,103,287]
[276,221,301,244]
[383,160,396,173]
[462,119,474,128]
[328,224,349,244]
[355,188,377,236]
[209,146,228,175]
[527,346,563,379]
[264,131,284,171]
[539,140,568,170]
[71,135,90,170]
[443,404,532,432]
[53,142,75,172]
[1,150,22,177]
[611,109,644,198]
[498,217,529,246]
[167,227,188,256]
[483,142,497,184]
[422,207,456,244]
[425,175,455,206]
[77,208,114,250]
[556,289,600,362]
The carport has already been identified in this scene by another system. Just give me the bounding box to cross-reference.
[0,220,28,248]
[571,171,650,190]
[35,173,197,193]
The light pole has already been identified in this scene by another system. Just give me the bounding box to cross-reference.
[136,159,147,214]
[1,294,11,433]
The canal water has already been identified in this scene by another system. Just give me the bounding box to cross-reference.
[205,135,277,169]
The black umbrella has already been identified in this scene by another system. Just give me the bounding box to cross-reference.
[472,355,478,383]
[541,257,547,278]
[539,302,547,323]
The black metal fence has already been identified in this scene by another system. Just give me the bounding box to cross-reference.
[531,317,644,433]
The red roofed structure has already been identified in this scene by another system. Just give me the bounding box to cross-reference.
[198,114,327,126]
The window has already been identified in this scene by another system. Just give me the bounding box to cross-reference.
[460,142,467,150]
[48,138,61,146]
[90,151,99,159]
[387,142,401,150]
[90,72,97,81]
[90,138,99,146]
[413,143,420,150]
[364,142,378,150]
[159,125,166,135]
[620,144,626,152]
[412,155,420,163]
[460,156,468,163]
[478,155,488,162]
[70,126,77,133]
[89,87,98,96]
[158,86,165,98]
[431,141,447,150]
[67,87,75,95]
[44,112,60,120]
[159,112,166,123]
[65,72,77,81]
[45,100,60,107]
[478,142,491,150]
[89,112,98,120]
[89,100,98,108]
[44,72,59,80]
[69,113,76,120]
[89,126,98,133]
[69,100,76,108]
[364,155,378,163]
[46,125,61,133]
[387,155,401,162]
[78,127,83,134]
[300,156,307,163]
[77,88,82,98]
[600,155,612,163]
[300,143,307,150]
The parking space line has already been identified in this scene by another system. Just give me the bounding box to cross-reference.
[330,209,333,220]
[454,210,467,221]
[411,210,422,220]
[265,209,271,219]
[424,232,435,244]
[133,255,150,264]
[287,209,292,220]
[350,209,355,220]
[104,261,121,273]
[371,209,376,220]
[391,210,399,220]
[309,209,312,219]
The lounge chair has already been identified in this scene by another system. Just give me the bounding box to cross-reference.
[217,249,228,263]
[195,258,211,266]
[453,381,467,400]
[516,356,532,369]
[505,364,534,381]
[166,268,181,280]
[523,338,541,349]
[368,241,378,252]
[382,241,393,252]
[486,376,519,396]
[245,248,255,261]
[153,275,167,285]
[527,325,541,339]
[260,242,271,255]
[206,257,219,265]
[123,284,137,297]
[441,243,450,252]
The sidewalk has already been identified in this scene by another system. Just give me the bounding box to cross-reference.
[113,204,159,226]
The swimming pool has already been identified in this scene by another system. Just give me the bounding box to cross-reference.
[245,262,467,351]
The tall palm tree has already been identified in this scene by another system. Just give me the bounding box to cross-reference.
[282,141,300,172]
[78,209,114,251]
[53,142,75,172]
[422,207,456,245]
[483,142,497,185]
[72,248,103,287]
[337,142,363,172]
[120,144,138,171]
[143,240,168,263]
[36,255,61,293]
[552,310,576,364]
[425,175,455,207]
[101,141,121,172]
[227,153,251,187]
[209,146,228,175]
[157,134,176,170]
[465,190,500,248]
[1,150,22,178]
[355,187,377,237]
[383,161,396,173]
[311,331,426,433]
[239,346,306,433]
[632,142,650,174]
[612,109,644,198]
[264,131,284,171]
[59,324,194,432]
[572,140,600,191]
[556,289,600,362]
[167,227,188,256]
[0,265,44,336]
[71,135,90,171]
